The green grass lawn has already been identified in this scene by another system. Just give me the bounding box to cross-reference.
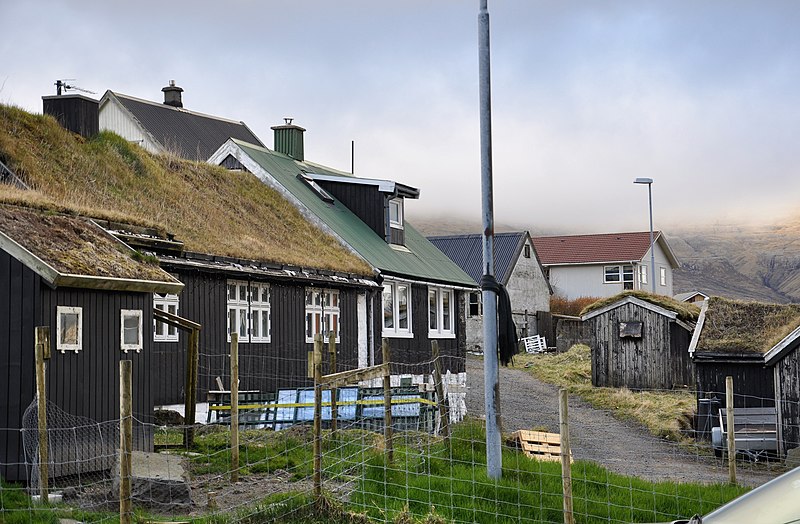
[2,421,748,524]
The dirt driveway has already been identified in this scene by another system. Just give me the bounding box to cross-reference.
[464,355,782,487]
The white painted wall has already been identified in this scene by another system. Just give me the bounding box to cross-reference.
[548,242,674,300]
[98,98,161,154]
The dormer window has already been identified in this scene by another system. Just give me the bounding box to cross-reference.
[389,198,404,229]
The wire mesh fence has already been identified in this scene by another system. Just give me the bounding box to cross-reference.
[3,344,799,523]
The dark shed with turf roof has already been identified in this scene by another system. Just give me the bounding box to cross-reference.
[690,297,800,425]
[0,205,182,483]
[765,324,800,455]
[581,291,698,389]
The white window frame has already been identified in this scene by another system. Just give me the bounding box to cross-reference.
[249,282,271,343]
[428,286,455,339]
[305,288,340,343]
[382,280,413,338]
[639,264,648,285]
[660,266,667,287]
[56,306,82,353]
[153,293,179,342]
[227,280,271,343]
[121,309,143,353]
[604,265,634,289]
[389,198,404,229]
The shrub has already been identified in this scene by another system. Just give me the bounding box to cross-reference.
[550,295,601,317]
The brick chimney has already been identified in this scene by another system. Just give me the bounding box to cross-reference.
[271,118,305,161]
[162,80,184,108]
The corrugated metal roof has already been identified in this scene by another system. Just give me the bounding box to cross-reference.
[108,92,265,160]
[532,231,665,266]
[427,232,526,285]
[231,140,476,287]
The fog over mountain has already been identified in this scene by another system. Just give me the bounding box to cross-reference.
[411,212,800,304]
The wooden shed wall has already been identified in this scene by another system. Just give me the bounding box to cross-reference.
[589,302,693,390]
[694,359,775,409]
[152,269,363,406]
[1,249,153,482]
[372,284,466,376]
[774,347,800,454]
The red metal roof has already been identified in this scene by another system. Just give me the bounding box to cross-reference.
[531,231,660,265]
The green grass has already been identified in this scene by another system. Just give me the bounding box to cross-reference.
[2,421,748,524]
[349,420,747,524]
[514,345,696,442]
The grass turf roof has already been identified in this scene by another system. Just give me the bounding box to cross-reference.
[696,296,800,354]
[580,290,701,322]
[0,104,373,276]
[0,204,176,282]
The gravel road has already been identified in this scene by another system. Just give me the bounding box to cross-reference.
[464,355,781,487]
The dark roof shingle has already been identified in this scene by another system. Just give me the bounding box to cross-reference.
[109,92,264,160]
[427,232,526,285]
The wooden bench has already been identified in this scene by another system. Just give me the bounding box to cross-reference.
[712,407,778,459]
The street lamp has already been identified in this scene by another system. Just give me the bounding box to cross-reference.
[633,177,656,294]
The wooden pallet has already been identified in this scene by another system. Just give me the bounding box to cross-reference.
[510,430,572,463]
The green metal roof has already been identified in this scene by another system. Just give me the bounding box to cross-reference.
[231,140,475,287]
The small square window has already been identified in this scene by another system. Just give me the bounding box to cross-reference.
[57,306,82,353]
[121,309,143,353]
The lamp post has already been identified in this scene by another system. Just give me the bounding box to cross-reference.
[634,177,656,294]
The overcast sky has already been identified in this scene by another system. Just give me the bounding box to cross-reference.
[3,1,799,234]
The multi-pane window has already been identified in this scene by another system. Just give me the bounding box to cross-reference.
[382,280,412,337]
[639,265,648,285]
[153,293,179,342]
[604,265,634,289]
[227,280,271,343]
[468,291,482,317]
[121,309,143,353]
[57,306,82,353]
[389,198,404,229]
[429,287,455,337]
[660,267,667,287]
[305,288,340,343]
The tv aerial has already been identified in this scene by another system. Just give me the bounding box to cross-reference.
[55,79,96,96]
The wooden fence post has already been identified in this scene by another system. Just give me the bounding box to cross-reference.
[382,339,394,463]
[34,327,50,503]
[230,333,239,483]
[184,328,199,448]
[559,389,575,524]
[313,334,323,502]
[726,376,736,485]
[120,360,133,524]
[431,341,450,443]
[329,331,338,435]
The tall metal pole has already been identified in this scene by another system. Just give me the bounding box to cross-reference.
[647,183,655,294]
[479,0,502,480]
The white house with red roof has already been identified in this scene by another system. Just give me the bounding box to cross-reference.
[531,231,679,300]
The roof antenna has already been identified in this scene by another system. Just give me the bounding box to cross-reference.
[54,79,96,96]
[284,117,293,125]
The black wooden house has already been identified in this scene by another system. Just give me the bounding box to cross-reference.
[0,206,182,482]
[765,324,800,455]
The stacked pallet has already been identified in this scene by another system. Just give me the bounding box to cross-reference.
[509,430,572,463]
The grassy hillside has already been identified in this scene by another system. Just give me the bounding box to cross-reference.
[0,104,373,276]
